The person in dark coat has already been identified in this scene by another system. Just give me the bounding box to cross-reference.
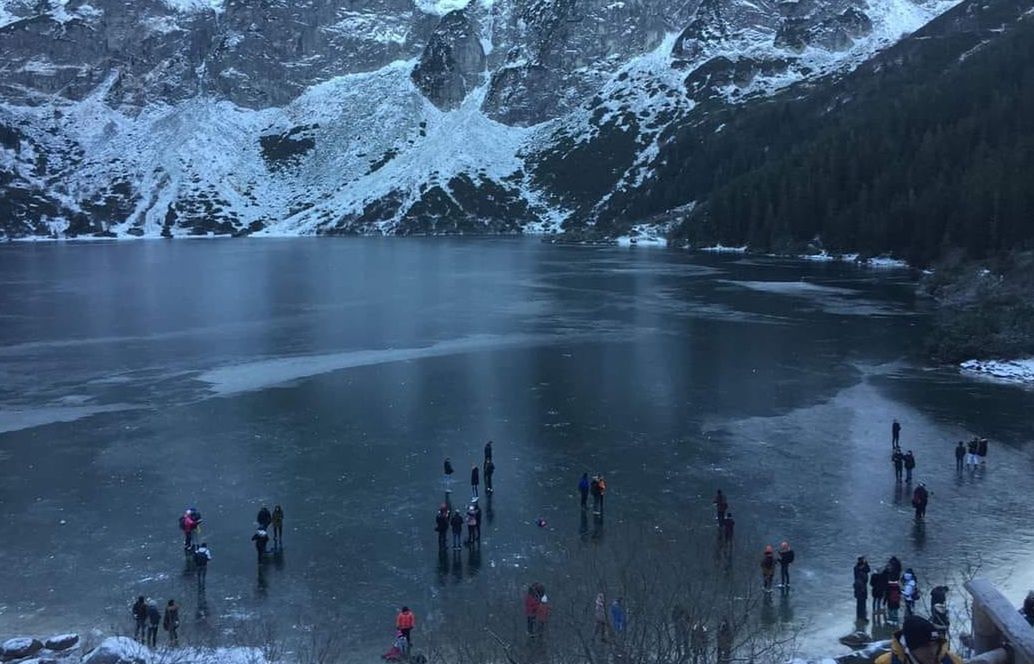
[870,568,888,617]
[714,489,728,524]
[473,500,482,542]
[132,596,148,641]
[146,601,161,647]
[252,528,269,563]
[855,572,870,622]
[470,464,480,498]
[886,556,902,582]
[257,506,272,530]
[977,438,988,465]
[722,512,735,543]
[484,458,495,494]
[271,505,284,546]
[443,457,454,492]
[930,585,950,632]
[954,442,965,472]
[912,483,929,520]
[194,542,212,588]
[162,599,180,646]
[449,510,464,550]
[778,541,795,589]
[578,473,590,509]
[892,420,901,448]
[484,440,493,463]
[892,449,904,481]
[435,506,449,549]
[904,451,916,483]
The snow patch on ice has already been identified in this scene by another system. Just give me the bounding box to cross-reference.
[960,359,1034,387]
[199,333,577,395]
[724,280,858,296]
[699,244,747,253]
[0,403,140,434]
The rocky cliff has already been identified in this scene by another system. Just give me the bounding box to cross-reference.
[0,0,959,238]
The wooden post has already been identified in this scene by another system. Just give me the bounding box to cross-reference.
[965,578,1034,664]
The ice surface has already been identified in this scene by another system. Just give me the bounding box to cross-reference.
[0,404,138,434]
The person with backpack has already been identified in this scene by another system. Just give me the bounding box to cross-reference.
[252,527,269,563]
[162,599,180,646]
[902,569,919,617]
[886,577,902,625]
[892,449,904,482]
[871,568,888,617]
[450,510,463,550]
[257,506,272,531]
[874,615,963,664]
[484,458,495,494]
[470,463,480,498]
[954,442,965,473]
[395,606,415,645]
[778,541,795,589]
[194,542,212,589]
[904,451,916,483]
[146,600,161,647]
[435,505,449,550]
[271,505,284,547]
[132,596,148,642]
[714,490,728,524]
[578,473,590,509]
[912,483,929,520]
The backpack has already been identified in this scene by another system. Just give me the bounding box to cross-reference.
[194,548,211,566]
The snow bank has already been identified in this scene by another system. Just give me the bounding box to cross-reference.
[699,244,747,253]
[960,359,1034,387]
[82,637,269,664]
[159,0,224,13]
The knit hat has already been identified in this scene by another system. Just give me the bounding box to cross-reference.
[901,616,940,649]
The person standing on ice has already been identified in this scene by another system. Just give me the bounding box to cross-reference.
[885,577,902,625]
[778,541,795,589]
[271,505,284,547]
[146,600,161,647]
[870,567,888,617]
[395,606,415,646]
[470,463,480,498]
[760,545,776,592]
[179,508,200,551]
[435,505,449,550]
[578,473,590,509]
[954,442,965,473]
[443,457,454,493]
[132,596,148,642]
[855,573,870,622]
[892,420,901,448]
[892,448,904,482]
[904,450,916,483]
[162,599,180,646]
[484,440,493,464]
[194,542,212,589]
[484,457,495,494]
[252,527,269,563]
[714,489,728,524]
[257,505,272,531]
[912,483,929,520]
[450,509,464,550]
[722,512,735,543]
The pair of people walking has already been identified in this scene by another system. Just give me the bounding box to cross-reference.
[253,504,284,563]
[592,592,626,642]
[759,542,795,591]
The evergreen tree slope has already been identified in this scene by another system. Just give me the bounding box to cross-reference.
[645,0,1034,265]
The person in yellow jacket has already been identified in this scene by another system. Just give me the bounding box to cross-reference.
[875,616,963,664]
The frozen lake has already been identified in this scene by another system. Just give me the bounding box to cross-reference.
[1,238,1032,658]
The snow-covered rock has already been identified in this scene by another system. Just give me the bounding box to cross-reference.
[1,637,43,661]
[961,359,1034,387]
[42,635,79,652]
[81,638,147,664]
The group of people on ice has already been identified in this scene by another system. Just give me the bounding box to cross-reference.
[130,596,180,648]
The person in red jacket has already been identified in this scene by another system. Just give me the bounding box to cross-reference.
[525,584,544,636]
[395,606,415,646]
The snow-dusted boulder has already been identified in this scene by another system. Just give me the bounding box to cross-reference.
[81,637,147,664]
[1,638,43,661]
[43,634,79,652]
[835,639,892,664]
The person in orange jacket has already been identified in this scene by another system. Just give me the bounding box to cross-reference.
[395,606,415,646]
[761,545,776,592]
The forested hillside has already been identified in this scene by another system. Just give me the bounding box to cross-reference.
[623,0,1034,265]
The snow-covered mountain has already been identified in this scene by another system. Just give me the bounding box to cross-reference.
[0,0,959,238]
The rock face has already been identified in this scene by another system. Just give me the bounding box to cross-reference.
[411,10,486,109]
[0,0,963,239]
[1,638,43,661]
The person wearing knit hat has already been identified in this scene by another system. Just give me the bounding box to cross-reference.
[760,545,776,592]
[874,615,962,664]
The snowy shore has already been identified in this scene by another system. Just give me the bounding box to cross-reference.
[960,358,1034,387]
[0,635,269,664]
